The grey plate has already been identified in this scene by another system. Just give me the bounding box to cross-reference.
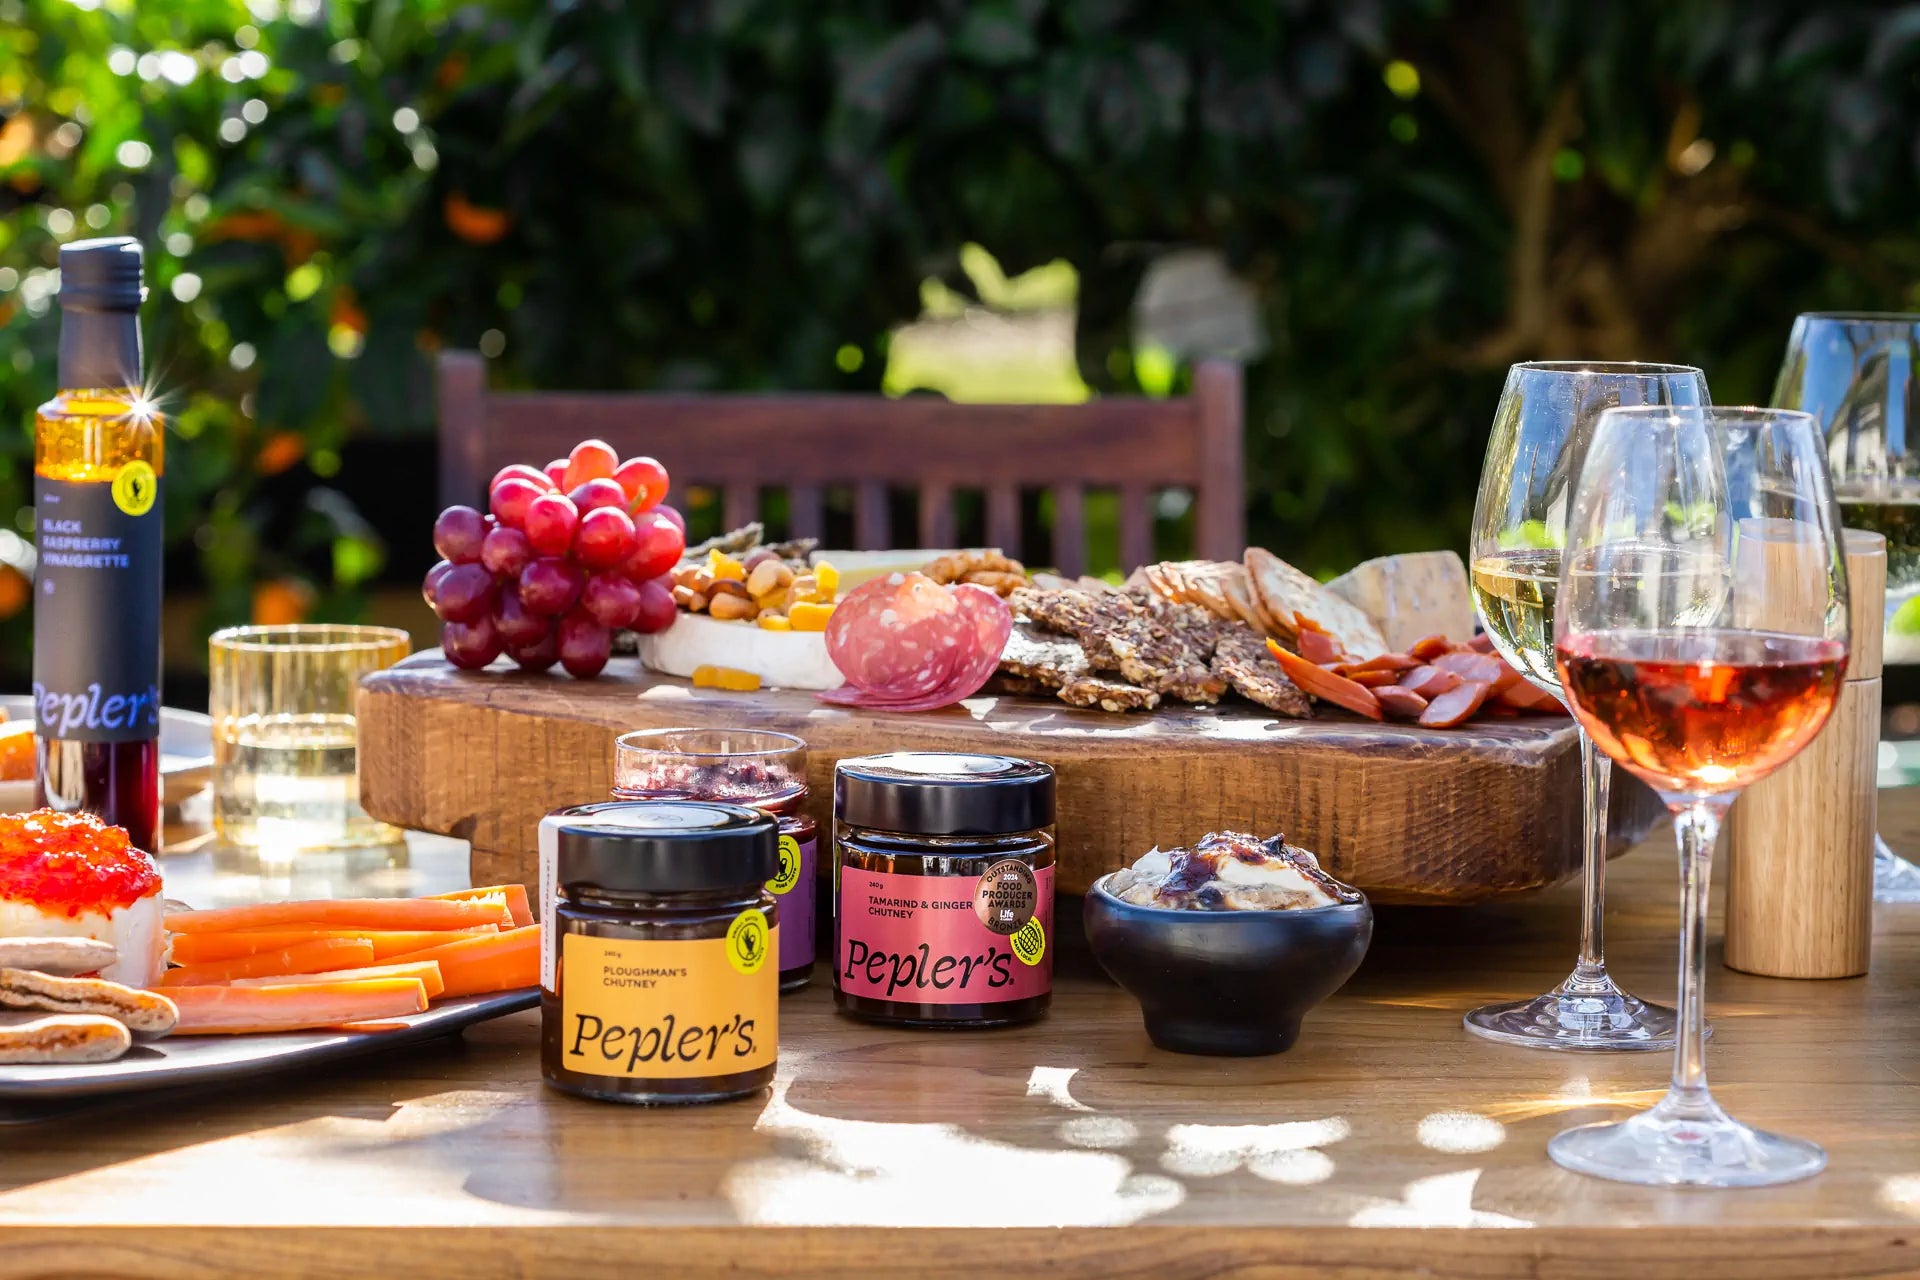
[0,696,214,809]
[0,988,537,1118]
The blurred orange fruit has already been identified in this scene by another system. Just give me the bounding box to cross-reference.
[255,431,306,476]
[0,565,30,619]
[252,578,314,626]
[0,721,33,782]
[444,192,510,245]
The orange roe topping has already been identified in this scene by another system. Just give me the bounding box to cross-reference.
[0,809,160,917]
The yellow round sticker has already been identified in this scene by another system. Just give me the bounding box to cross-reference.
[726,908,771,975]
[767,835,801,895]
[111,461,157,517]
[1010,918,1046,967]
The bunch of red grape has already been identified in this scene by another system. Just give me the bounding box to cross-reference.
[424,440,685,677]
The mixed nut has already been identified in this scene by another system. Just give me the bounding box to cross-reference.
[670,548,841,630]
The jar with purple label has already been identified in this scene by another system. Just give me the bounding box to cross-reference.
[614,729,816,992]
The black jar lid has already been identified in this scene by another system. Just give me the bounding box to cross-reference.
[549,800,777,893]
[834,753,1055,836]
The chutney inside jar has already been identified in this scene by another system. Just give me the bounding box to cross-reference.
[540,800,780,1105]
[833,752,1056,1028]
[613,728,818,993]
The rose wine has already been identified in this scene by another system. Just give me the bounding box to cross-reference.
[1556,630,1846,797]
[33,239,163,854]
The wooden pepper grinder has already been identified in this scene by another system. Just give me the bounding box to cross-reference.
[1725,526,1885,979]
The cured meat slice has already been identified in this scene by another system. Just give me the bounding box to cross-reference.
[1418,679,1493,728]
[1372,685,1429,720]
[818,575,1013,712]
[1401,665,1464,698]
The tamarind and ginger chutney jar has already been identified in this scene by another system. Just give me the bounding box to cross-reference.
[832,752,1055,1027]
[541,800,779,1105]
[614,728,818,993]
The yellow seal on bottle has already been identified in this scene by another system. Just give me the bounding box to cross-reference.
[725,907,771,975]
[111,460,156,517]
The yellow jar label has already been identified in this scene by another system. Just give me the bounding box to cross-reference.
[725,907,771,974]
[111,460,156,516]
[1010,918,1046,967]
[768,835,801,894]
[558,929,777,1080]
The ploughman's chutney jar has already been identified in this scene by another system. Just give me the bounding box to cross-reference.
[540,800,780,1105]
[832,752,1056,1027]
[613,729,817,992]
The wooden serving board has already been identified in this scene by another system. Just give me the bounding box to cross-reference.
[357,653,1661,904]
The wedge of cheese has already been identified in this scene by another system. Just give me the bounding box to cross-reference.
[1326,551,1474,653]
[639,612,845,691]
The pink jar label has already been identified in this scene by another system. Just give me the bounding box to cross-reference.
[836,863,1053,1004]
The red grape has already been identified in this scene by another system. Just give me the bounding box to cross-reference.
[519,556,584,616]
[580,572,642,629]
[433,505,487,564]
[655,504,685,536]
[615,456,670,512]
[443,615,503,670]
[632,576,677,634]
[558,609,612,678]
[568,477,628,514]
[489,476,544,530]
[493,583,550,646]
[574,506,637,569]
[507,626,559,673]
[524,492,581,557]
[435,562,496,624]
[621,510,686,582]
[490,463,553,493]
[543,458,569,490]
[562,440,619,491]
[423,559,453,610]
[480,525,534,578]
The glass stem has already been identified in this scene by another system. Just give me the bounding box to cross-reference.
[1570,729,1612,989]
[1665,797,1729,1114]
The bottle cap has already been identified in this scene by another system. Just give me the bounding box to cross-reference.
[58,237,146,312]
[834,752,1055,836]
[549,800,778,894]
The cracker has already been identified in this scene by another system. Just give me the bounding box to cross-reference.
[1244,546,1387,660]
[0,937,117,977]
[1211,626,1311,718]
[0,967,178,1035]
[0,1011,131,1064]
[1056,674,1161,712]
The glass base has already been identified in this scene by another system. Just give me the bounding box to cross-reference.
[1875,837,1920,904]
[1549,1091,1826,1188]
[1464,971,1680,1051]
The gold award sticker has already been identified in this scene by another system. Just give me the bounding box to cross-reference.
[1010,918,1046,967]
[112,461,157,517]
[726,908,771,975]
[767,835,801,895]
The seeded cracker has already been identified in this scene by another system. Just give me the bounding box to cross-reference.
[1057,674,1161,712]
[1210,626,1311,718]
[998,620,1090,689]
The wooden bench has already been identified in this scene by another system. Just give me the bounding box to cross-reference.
[435,351,1244,576]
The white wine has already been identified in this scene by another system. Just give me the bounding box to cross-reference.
[1835,484,1920,664]
[1472,549,1560,688]
[213,713,399,850]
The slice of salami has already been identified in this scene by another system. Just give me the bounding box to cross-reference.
[817,586,1012,713]
[823,571,971,696]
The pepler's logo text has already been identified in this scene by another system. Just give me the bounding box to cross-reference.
[34,681,160,736]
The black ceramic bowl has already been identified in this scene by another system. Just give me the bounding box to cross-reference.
[1083,876,1373,1056]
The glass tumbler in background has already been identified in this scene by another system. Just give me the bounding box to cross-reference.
[209,624,412,851]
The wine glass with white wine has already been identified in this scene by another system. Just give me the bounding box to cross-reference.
[1465,361,1709,1050]
[1772,312,1920,902]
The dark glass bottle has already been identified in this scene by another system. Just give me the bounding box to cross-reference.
[33,238,163,853]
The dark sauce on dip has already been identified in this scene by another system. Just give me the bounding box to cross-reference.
[832,753,1055,1028]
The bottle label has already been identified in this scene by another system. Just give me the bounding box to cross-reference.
[769,833,816,973]
[556,926,778,1080]
[32,472,162,743]
[836,863,1054,1004]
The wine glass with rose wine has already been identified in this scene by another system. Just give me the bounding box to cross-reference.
[1771,311,1920,902]
[1548,405,1846,1187]
[1464,361,1709,1051]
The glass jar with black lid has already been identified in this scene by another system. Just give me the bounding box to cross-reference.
[832,752,1056,1027]
[541,800,780,1105]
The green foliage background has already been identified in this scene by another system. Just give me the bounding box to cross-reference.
[4,0,1920,672]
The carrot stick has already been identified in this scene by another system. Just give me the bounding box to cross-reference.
[1267,639,1384,721]
[168,978,429,1035]
[165,898,513,934]
[168,928,495,965]
[159,938,379,986]
[432,885,534,928]
[228,960,446,1000]
[383,924,540,998]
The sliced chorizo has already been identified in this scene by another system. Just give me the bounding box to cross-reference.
[1372,685,1429,720]
[1418,679,1494,728]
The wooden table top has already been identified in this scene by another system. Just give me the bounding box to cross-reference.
[2,798,1917,1278]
